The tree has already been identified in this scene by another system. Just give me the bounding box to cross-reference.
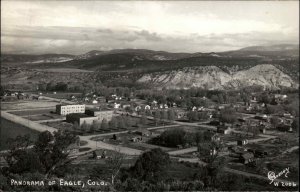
[154,128,187,147]
[154,111,161,126]
[109,118,118,129]
[140,113,147,125]
[81,121,89,132]
[251,126,260,138]
[130,148,170,182]
[195,132,204,145]
[270,117,281,128]
[124,117,132,128]
[187,111,199,122]
[106,151,126,186]
[219,108,237,125]
[73,122,79,130]
[291,118,299,132]
[38,130,78,178]
[118,117,125,128]
[4,130,78,179]
[101,118,108,129]
[198,141,226,187]
[168,109,176,121]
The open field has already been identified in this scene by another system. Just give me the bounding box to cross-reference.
[1,100,60,110]
[24,114,62,121]
[8,108,54,116]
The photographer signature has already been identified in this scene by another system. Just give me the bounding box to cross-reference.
[267,167,290,184]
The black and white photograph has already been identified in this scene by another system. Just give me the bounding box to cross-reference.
[0,0,299,191]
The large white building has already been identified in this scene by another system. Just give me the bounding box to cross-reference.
[56,104,85,115]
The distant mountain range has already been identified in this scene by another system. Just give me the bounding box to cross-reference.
[1,44,298,63]
[1,44,299,90]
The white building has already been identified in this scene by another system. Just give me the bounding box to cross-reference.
[56,104,85,115]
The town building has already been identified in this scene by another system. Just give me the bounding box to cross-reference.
[56,104,85,115]
[85,109,114,122]
[66,113,98,126]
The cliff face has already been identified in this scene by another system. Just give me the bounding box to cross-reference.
[137,64,297,90]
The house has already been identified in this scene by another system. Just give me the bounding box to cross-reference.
[198,106,204,111]
[210,148,217,156]
[69,95,76,100]
[32,95,41,100]
[237,139,249,146]
[145,105,151,110]
[282,112,294,119]
[135,106,142,111]
[92,150,107,159]
[260,127,266,134]
[217,126,232,134]
[122,104,131,109]
[114,102,121,109]
[192,106,197,111]
[151,100,158,106]
[254,149,268,158]
[211,134,221,142]
[131,137,142,142]
[239,152,255,164]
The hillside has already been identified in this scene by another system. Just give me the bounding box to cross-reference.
[1,44,299,90]
[137,64,297,90]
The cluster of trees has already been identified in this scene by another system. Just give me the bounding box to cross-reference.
[219,107,237,124]
[0,130,78,191]
[73,115,152,133]
[152,110,176,125]
[1,132,279,191]
[187,111,211,122]
[150,128,214,148]
[136,88,254,109]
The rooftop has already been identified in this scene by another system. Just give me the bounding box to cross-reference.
[66,113,90,118]
[86,108,113,112]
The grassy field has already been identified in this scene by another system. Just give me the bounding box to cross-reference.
[9,108,55,116]
[1,100,60,110]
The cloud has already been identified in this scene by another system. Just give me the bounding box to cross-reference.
[1,1,298,54]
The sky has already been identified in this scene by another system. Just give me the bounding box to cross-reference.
[1,1,299,54]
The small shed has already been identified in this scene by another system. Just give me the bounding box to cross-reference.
[237,139,249,146]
